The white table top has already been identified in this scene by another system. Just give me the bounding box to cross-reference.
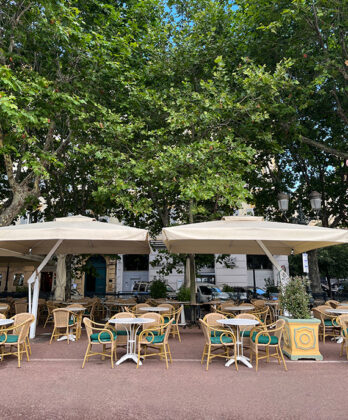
[138,307,169,312]
[265,301,279,306]
[0,319,14,327]
[224,305,254,311]
[217,318,259,327]
[326,308,348,314]
[0,304,9,310]
[108,317,153,325]
[66,307,86,312]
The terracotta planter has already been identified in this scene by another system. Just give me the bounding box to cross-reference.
[280,316,323,361]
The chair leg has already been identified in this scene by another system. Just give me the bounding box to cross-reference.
[26,337,32,355]
[110,345,114,369]
[17,346,21,368]
[102,344,106,360]
[82,344,91,368]
[164,345,169,369]
[167,344,173,363]
[49,327,56,344]
[206,345,211,371]
[25,342,30,362]
[279,346,288,371]
[176,325,181,343]
[137,344,142,369]
[201,344,207,364]
[255,349,259,372]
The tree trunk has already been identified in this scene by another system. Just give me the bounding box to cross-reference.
[308,249,322,293]
[189,253,196,304]
[65,255,73,301]
[184,255,190,288]
[0,186,40,226]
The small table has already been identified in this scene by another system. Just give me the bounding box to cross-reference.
[138,307,169,312]
[108,317,153,366]
[0,304,9,311]
[326,308,348,315]
[57,307,86,342]
[224,305,254,312]
[0,319,14,327]
[217,318,259,368]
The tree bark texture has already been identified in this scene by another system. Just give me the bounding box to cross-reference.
[308,249,322,293]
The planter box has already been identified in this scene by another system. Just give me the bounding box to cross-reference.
[280,316,323,361]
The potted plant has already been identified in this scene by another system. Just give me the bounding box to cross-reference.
[279,276,323,360]
[149,280,167,299]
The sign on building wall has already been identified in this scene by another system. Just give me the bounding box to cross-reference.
[302,253,309,273]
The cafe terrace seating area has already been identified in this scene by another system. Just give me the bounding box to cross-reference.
[1,296,348,370]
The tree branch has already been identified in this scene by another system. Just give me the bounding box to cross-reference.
[299,135,348,159]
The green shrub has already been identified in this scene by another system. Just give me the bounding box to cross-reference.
[177,286,191,301]
[279,276,311,319]
[149,280,167,299]
[222,284,234,293]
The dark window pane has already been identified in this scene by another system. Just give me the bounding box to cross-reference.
[247,255,272,270]
[123,255,149,271]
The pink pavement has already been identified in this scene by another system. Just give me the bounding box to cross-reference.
[1,326,348,420]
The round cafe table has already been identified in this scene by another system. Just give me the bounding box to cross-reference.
[217,318,259,368]
[326,308,348,315]
[0,319,14,327]
[0,304,9,311]
[108,317,153,366]
[224,305,254,312]
[57,307,86,342]
[138,307,169,312]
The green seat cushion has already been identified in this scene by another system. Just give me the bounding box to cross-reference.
[0,334,19,344]
[210,330,223,337]
[342,328,348,337]
[210,336,233,344]
[68,319,75,325]
[115,330,128,336]
[251,332,278,345]
[239,330,251,338]
[164,317,170,323]
[146,334,165,344]
[324,319,339,327]
[90,331,116,342]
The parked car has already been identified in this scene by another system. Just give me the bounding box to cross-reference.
[132,281,177,301]
[226,287,249,302]
[196,283,230,303]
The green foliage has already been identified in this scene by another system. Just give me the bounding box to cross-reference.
[279,276,311,319]
[177,286,191,302]
[222,284,234,293]
[149,280,167,299]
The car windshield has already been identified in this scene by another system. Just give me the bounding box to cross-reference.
[212,287,222,293]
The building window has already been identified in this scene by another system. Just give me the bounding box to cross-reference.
[13,273,24,287]
[123,255,149,271]
[247,255,272,270]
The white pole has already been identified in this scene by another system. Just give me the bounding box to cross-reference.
[29,239,63,338]
[256,240,289,285]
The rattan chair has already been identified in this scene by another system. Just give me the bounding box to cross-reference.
[158,303,174,323]
[66,304,85,340]
[0,303,10,317]
[199,319,238,371]
[0,314,34,367]
[234,313,262,349]
[50,309,77,344]
[337,314,348,359]
[141,312,164,333]
[252,306,270,324]
[313,305,340,342]
[82,317,116,368]
[44,301,60,328]
[137,319,174,369]
[10,312,34,355]
[15,301,28,314]
[326,300,340,309]
[249,319,287,372]
[169,305,183,341]
[106,312,135,348]
[251,299,266,308]
[0,313,5,320]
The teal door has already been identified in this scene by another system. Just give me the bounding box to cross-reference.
[85,256,106,296]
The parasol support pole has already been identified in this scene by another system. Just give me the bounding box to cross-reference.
[256,240,289,286]
[29,239,63,339]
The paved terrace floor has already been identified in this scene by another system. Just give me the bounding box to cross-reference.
[1,326,348,420]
